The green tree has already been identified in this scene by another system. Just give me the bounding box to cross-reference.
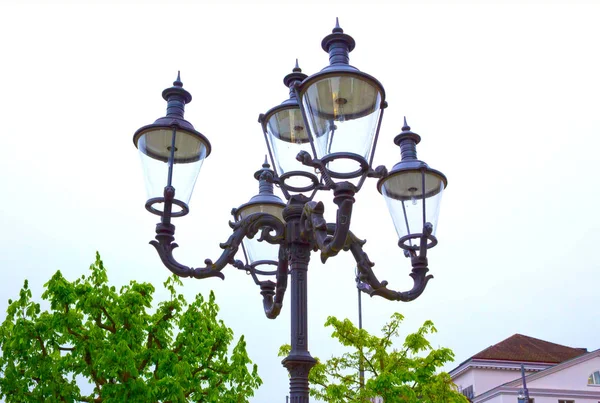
[281,313,467,403]
[0,253,261,403]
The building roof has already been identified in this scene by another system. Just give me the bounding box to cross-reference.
[474,348,600,402]
[471,334,587,364]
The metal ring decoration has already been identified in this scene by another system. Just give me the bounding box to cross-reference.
[279,170,320,193]
[145,197,190,218]
[250,260,279,276]
[397,233,438,251]
[320,152,370,180]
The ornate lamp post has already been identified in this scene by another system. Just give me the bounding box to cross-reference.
[133,20,447,402]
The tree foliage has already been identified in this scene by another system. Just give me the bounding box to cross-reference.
[0,253,261,403]
[280,313,467,403]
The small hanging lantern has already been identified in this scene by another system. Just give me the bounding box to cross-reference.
[259,61,321,193]
[133,72,211,217]
[377,119,447,251]
[234,159,286,268]
[295,19,386,181]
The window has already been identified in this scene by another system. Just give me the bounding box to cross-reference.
[558,400,574,403]
[461,385,474,400]
[589,370,600,385]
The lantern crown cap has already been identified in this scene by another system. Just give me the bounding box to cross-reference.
[162,71,192,105]
[234,159,284,218]
[394,117,422,146]
[321,18,356,60]
[254,155,273,180]
[283,59,307,88]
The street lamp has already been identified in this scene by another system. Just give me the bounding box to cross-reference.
[133,20,447,402]
[518,364,530,403]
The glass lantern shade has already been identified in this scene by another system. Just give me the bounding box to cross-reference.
[235,203,284,266]
[379,169,445,249]
[264,105,315,188]
[300,73,383,176]
[135,127,208,210]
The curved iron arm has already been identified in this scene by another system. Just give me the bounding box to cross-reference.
[300,181,356,263]
[150,212,285,280]
[344,224,434,302]
[260,246,289,319]
[232,244,289,320]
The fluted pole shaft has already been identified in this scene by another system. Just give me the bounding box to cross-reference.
[282,195,317,402]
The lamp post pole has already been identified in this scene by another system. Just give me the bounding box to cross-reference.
[281,196,317,401]
[521,364,530,402]
[357,269,365,392]
[133,20,448,402]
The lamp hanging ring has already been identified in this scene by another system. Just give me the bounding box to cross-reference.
[397,233,438,251]
[319,152,370,180]
[279,171,320,193]
[145,197,190,218]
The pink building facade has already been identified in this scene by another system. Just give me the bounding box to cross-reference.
[450,334,600,402]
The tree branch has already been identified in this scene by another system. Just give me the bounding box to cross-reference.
[64,304,86,340]
[363,354,379,378]
[84,349,107,389]
[101,307,116,331]
[94,314,116,334]
[36,333,48,357]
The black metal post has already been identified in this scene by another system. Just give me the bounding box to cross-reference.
[520,364,530,401]
[281,195,317,402]
[357,278,365,391]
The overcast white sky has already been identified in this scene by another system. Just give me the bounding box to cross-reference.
[1,1,599,402]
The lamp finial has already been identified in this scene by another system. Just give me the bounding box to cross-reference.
[402,116,410,131]
[283,60,308,88]
[333,17,343,33]
[174,71,183,87]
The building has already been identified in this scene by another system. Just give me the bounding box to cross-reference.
[450,334,600,402]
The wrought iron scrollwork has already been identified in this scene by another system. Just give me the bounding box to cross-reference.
[299,192,434,302]
[348,224,434,302]
[150,212,285,280]
[300,182,355,263]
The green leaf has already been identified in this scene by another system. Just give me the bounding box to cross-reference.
[288,313,469,403]
[0,253,261,403]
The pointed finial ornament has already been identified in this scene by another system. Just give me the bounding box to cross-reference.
[173,71,183,87]
[283,59,308,88]
[394,116,421,146]
[162,70,192,104]
[402,116,410,131]
[321,17,355,56]
[254,156,276,185]
[333,17,343,33]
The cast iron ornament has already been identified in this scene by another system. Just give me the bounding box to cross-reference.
[136,19,447,403]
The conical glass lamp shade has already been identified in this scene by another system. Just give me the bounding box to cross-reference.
[261,62,322,192]
[234,161,285,267]
[133,73,211,216]
[380,169,445,249]
[136,127,208,207]
[377,120,447,250]
[301,73,383,175]
[296,21,386,180]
